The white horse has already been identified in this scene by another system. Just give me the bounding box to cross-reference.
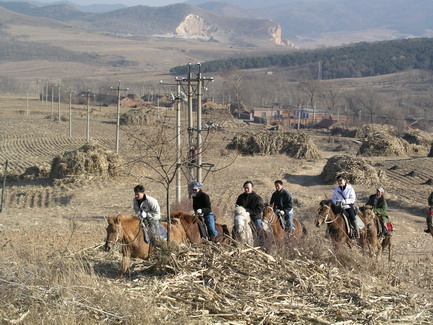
[232,205,254,246]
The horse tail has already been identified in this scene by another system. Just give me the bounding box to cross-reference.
[299,219,308,236]
[222,224,230,236]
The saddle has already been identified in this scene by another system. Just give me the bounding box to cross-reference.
[140,219,167,243]
[197,217,209,239]
[341,210,365,238]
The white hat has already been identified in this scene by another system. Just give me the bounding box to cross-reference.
[376,187,384,193]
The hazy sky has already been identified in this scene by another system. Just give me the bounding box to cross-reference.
[71,0,184,6]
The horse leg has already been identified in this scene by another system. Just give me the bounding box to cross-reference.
[119,255,131,279]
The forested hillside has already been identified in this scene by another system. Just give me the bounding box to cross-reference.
[170,38,433,78]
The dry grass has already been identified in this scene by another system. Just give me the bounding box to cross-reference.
[1,234,431,324]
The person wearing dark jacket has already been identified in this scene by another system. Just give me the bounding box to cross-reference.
[191,182,220,241]
[236,181,264,232]
[270,180,295,232]
[366,187,391,236]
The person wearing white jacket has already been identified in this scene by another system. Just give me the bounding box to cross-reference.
[133,184,161,244]
[331,175,359,238]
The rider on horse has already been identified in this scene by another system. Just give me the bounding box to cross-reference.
[425,191,433,233]
[270,180,296,234]
[331,174,359,238]
[133,185,162,245]
[191,182,221,242]
[366,187,392,237]
[236,181,265,237]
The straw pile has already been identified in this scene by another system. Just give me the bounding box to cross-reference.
[227,131,321,159]
[321,154,385,185]
[50,141,121,180]
[357,132,409,157]
[354,124,397,138]
[120,108,155,125]
[93,243,432,324]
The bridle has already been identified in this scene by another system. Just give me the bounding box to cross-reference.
[106,220,141,247]
[317,205,339,224]
[263,207,278,228]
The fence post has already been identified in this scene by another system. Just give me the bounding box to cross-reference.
[0,160,8,213]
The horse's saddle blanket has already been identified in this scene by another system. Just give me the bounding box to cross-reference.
[141,221,167,243]
[342,213,365,234]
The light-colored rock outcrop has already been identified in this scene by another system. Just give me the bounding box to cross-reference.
[175,14,216,39]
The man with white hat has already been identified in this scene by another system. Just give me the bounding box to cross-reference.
[366,187,391,236]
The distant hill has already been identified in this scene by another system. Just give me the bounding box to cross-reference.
[188,0,433,47]
[0,2,293,47]
[169,38,433,79]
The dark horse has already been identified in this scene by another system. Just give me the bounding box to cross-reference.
[262,204,307,245]
[315,200,367,250]
[104,215,187,278]
[170,211,230,244]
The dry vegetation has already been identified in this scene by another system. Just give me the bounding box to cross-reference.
[1,89,433,323]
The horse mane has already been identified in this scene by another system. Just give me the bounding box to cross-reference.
[170,211,197,224]
[108,214,139,225]
[319,199,332,207]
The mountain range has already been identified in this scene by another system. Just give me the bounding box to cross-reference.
[0,1,292,47]
[1,0,432,48]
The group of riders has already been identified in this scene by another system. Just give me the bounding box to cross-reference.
[132,174,433,245]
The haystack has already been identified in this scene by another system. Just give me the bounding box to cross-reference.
[120,108,154,125]
[226,131,321,159]
[354,124,397,138]
[50,141,121,180]
[321,154,385,185]
[357,132,408,157]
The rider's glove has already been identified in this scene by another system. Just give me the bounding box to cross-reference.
[340,200,346,205]
[280,210,285,216]
[196,209,203,215]
[136,210,142,217]
[141,211,147,219]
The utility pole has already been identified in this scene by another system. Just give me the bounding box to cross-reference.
[81,90,91,142]
[196,63,203,183]
[68,90,73,138]
[51,85,54,115]
[110,81,128,154]
[175,79,182,204]
[57,85,61,122]
[45,81,48,111]
[26,91,29,117]
[181,63,213,184]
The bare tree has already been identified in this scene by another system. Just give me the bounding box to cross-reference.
[344,92,362,125]
[297,80,322,109]
[124,111,182,242]
[222,70,244,117]
[320,84,341,112]
[358,89,382,124]
[414,94,433,120]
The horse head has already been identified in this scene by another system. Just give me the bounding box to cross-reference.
[316,200,332,227]
[105,215,123,251]
[361,205,376,225]
[262,203,275,224]
[233,205,250,233]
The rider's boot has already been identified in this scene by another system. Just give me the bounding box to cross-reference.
[351,219,360,238]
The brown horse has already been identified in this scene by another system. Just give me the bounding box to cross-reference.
[262,204,306,245]
[104,215,187,278]
[170,211,230,244]
[315,200,367,250]
[362,205,392,261]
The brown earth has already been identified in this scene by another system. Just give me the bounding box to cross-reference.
[0,95,432,323]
